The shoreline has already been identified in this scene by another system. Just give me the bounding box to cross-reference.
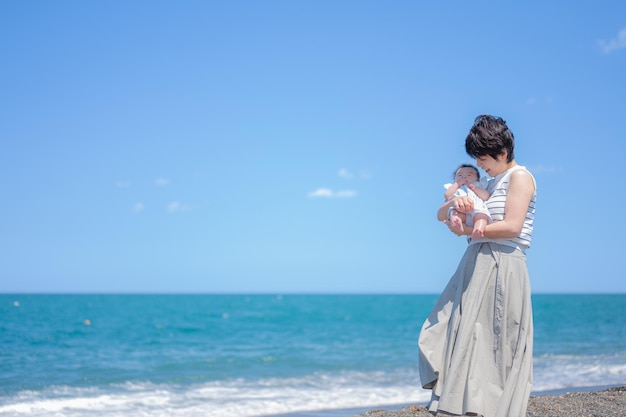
[264,385,626,417]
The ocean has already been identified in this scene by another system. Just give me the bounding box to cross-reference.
[1,294,625,417]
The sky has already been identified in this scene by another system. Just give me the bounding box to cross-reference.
[1,1,625,294]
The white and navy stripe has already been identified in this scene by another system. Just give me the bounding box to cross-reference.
[481,166,536,250]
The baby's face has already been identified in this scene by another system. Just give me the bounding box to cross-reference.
[455,167,478,185]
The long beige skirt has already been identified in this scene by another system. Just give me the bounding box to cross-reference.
[418,242,533,417]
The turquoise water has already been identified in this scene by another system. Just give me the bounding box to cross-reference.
[1,294,625,416]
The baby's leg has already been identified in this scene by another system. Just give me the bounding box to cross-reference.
[471,213,489,240]
[448,209,466,234]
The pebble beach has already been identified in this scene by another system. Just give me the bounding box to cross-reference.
[351,386,626,417]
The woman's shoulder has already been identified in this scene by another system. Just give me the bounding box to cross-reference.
[509,166,536,192]
[510,166,532,179]
[488,165,535,193]
[511,165,535,180]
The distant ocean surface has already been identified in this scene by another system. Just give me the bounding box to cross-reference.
[1,294,625,417]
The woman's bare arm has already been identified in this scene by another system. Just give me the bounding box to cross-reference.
[483,169,535,239]
[437,195,475,222]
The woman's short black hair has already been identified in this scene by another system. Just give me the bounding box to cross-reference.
[465,115,515,162]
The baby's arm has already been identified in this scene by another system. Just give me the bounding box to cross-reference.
[467,183,490,201]
[444,182,460,200]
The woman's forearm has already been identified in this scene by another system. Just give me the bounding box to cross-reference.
[437,199,456,221]
[483,220,522,239]
[438,196,475,222]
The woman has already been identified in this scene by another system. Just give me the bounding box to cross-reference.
[418,115,536,417]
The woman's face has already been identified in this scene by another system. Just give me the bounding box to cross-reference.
[476,152,508,177]
[454,167,479,185]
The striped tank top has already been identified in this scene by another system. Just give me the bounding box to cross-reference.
[473,165,536,251]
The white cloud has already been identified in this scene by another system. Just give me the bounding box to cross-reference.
[132,202,145,213]
[334,190,358,198]
[308,188,358,198]
[338,168,354,179]
[155,177,171,186]
[308,188,334,198]
[167,201,194,213]
[338,168,372,180]
[358,170,372,180]
[525,96,555,106]
[598,27,626,54]
[527,164,561,174]
[310,169,367,198]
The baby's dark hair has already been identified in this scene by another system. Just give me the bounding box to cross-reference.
[453,163,480,180]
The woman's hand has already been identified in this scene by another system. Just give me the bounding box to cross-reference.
[453,195,474,213]
[437,195,474,236]
[437,195,475,222]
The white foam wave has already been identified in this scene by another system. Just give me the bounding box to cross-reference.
[532,353,626,392]
[0,370,431,417]
[2,356,625,417]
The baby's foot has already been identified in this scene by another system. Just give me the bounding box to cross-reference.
[450,214,464,234]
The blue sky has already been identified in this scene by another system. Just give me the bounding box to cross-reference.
[1,1,625,294]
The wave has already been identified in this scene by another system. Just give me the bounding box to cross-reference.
[532,352,626,392]
[2,353,626,417]
[0,370,429,417]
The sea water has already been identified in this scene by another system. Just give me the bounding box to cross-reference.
[1,294,624,417]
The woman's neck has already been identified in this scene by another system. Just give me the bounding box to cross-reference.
[493,161,517,177]
[505,161,517,171]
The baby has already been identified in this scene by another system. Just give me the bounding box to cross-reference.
[444,164,491,240]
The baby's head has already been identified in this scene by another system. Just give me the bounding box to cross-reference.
[453,164,480,185]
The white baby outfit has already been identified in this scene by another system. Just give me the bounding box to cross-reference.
[443,181,492,226]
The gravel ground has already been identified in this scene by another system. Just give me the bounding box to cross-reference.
[351,386,626,417]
